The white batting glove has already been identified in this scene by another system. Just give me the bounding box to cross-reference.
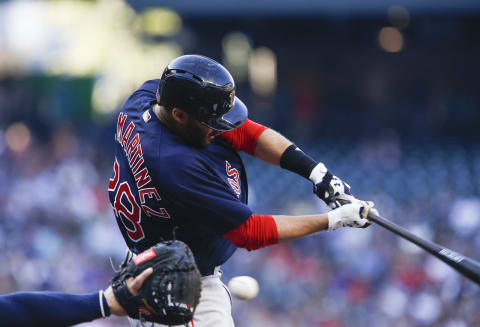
[330,192,375,210]
[327,201,376,230]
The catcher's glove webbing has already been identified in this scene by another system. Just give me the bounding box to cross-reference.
[111,240,202,326]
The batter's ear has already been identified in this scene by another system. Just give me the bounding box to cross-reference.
[171,108,188,124]
[172,108,192,125]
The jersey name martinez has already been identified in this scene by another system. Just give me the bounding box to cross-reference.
[109,112,170,242]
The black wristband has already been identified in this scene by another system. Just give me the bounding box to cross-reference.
[279,144,318,180]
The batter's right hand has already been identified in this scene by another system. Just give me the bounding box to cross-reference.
[327,201,377,230]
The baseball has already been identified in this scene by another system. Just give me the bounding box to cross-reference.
[227,276,259,300]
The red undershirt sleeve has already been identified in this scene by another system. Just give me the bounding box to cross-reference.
[219,119,268,155]
[223,214,279,251]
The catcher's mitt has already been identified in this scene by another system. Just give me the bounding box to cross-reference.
[111,240,202,326]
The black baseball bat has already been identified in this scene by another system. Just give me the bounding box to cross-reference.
[367,212,480,286]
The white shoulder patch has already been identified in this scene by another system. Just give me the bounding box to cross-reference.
[143,110,151,123]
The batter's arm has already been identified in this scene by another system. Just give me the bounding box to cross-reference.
[253,128,292,166]
[254,127,357,210]
[224,213,329,250]
[222,120,362,208]
[225,202,373,251]
[274,202,374,243]
[273,213,329,243]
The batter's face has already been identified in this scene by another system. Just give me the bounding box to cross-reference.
[182,115,220,148]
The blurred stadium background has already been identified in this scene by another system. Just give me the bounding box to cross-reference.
[1,0,480,326]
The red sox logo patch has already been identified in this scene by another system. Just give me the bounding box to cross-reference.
[143,110,151,122]
[226,161,241,197]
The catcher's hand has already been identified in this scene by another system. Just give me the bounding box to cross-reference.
[110,240,202,326]
[105,267,153,316]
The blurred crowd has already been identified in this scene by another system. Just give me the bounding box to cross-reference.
[0,119,479,326]
[227,140,480,327]
[1,9,480,327]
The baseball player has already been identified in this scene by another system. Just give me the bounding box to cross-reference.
[0,265,151,326]
[0,240,202,327]
[108,54,377,326]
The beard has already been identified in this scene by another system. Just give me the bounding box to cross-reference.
[179,117,219,148]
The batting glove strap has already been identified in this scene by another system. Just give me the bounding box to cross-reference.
[309,162,329,184]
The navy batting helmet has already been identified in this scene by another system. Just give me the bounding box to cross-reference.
[157,55,248,132]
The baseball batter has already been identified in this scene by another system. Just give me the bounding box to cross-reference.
[108,54,377,326]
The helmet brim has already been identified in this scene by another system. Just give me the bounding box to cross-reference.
[202,96,248,132]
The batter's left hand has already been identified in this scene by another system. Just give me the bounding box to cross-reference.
[314,173,353,208]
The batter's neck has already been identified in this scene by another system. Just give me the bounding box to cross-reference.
[153,104,176,131]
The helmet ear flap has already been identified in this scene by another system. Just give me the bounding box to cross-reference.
[157,55,248,131]
[197,106,209,119]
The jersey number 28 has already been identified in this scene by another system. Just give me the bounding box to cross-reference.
[109,159,145,242]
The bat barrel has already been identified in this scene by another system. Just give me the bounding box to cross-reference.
[367,212,480,286]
